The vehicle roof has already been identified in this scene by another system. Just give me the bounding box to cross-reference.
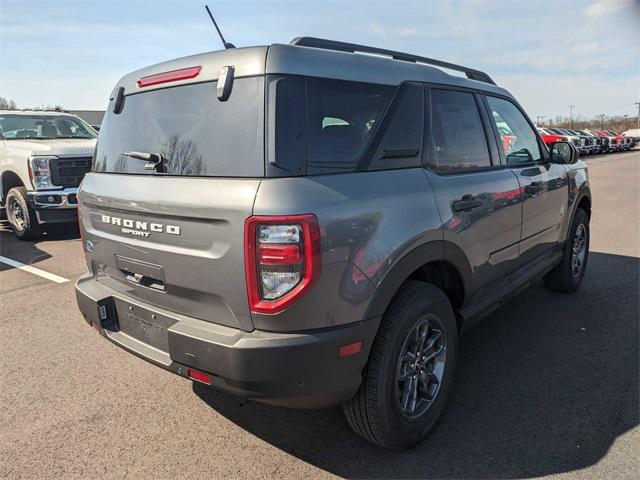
[117,41,513,100]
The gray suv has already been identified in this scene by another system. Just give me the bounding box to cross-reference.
[75,38,591,450]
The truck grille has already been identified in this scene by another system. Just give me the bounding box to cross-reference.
[50,157,92,187]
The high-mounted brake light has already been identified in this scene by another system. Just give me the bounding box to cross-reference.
[245,215,322,314]
[136,66,202,88]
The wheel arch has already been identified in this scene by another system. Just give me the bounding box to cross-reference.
[576,190,591,218]
[1,170,26,203]
[364,240,473,329]
[567,186,592,240]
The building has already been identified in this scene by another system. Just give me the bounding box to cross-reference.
[69,110,105,127]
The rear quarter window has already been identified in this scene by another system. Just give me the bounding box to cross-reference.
[269,76,430,175]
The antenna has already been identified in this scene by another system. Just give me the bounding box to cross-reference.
[204,5,235,49]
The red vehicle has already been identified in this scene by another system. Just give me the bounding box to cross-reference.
[536,127,569,146]
[605,131,631,151]
[593,130,622,152]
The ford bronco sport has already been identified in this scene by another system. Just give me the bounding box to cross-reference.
[75,38,591,450]
[0,110,97,239]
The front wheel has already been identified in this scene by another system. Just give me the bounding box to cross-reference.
[543,208,589,292]
[343,281,458,450]
[5,187,42,240]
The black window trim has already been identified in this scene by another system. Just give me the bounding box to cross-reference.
[480,93,550,168]
[265,74,547,177]
[356,81,424,172]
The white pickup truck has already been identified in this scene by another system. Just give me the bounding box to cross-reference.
[0,110,97,239]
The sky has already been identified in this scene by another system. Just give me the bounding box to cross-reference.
[0,0,638,120]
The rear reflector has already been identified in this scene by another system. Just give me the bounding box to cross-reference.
[137,66,202,88]
[187,368,212,385]
[339,341,363,358]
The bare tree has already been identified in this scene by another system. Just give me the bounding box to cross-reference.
[113,154,128,173]
[161,135,205,175]
[0,97,17,110]
[544,115,635,132]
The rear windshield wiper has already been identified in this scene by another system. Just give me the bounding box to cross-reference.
[121,151,167,173]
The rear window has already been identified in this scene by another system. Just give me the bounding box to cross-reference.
[93,77,264,177]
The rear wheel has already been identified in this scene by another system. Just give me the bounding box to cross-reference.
[5,187,42,240]
[343,281,458,450]
[543,208,589,292]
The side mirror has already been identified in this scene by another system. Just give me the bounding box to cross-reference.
[549,141,578,164]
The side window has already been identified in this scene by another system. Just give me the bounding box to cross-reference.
[368,83,424,171]
[486,96,542,165]
[306,78,394,174]
[430,89,491,171]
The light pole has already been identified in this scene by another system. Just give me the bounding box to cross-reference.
[568,105,576,129]
[599,114,605,130]
[635,102,640,129]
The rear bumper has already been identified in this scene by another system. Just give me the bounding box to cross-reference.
[75,274,379,409]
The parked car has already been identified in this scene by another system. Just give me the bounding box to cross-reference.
[568,129,596,155]
[594,130,622,152]
[586,130,613,152]
[606,131,631,151]
[578,130,604,154]
[75,37,590,450]
[547,128,582,151]
[621,128,640,144]
[537,127,569,146]
[560,129,591,155]
[0,110,97,239]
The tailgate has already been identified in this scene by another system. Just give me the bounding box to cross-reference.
[79,172,259,331]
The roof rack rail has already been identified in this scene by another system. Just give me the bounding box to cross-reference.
[289,37,496,85]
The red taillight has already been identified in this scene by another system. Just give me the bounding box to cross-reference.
[136,66,202,88]
[259,244,302,265]
[245,215,322,314]
[187,368,211,385]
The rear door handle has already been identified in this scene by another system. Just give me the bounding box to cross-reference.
[452,195,484,212]
[525,182,545,194]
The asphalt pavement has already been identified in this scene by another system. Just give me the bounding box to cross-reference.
[1,150,638,479]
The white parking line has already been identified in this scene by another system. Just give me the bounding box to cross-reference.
[0,255,69,284]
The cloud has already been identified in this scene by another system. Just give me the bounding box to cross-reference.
[584,0,634,17]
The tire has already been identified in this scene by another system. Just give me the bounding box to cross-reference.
[5,186,42,240]
[343,281,458,450]
[543,208,589,293]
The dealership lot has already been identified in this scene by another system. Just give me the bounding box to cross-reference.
[1,151,638,479]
